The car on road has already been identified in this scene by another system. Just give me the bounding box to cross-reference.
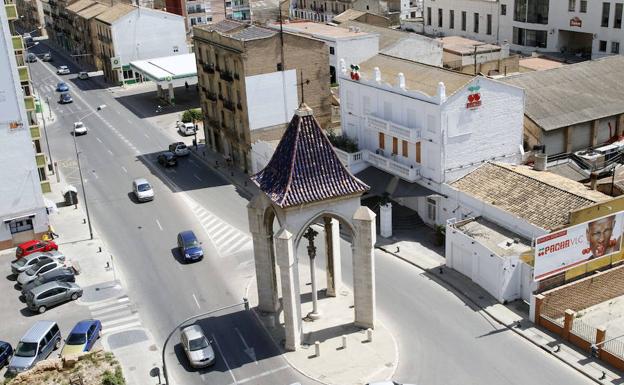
[7,321,61,374]
[177,122,197,136]
[181,325,215,368]
[56,65,70,75]
[15,239,58,258]
[42,53,52,62]
[132,178,154,202]
[59,92,73,104]
[26,53,37,62]
[169,142,190,156]
[21,267,75,295]
[61,320,102,357]
[56,82,69,92]
[78,71,89,80]
[157,151,177,167]
[25,281,82,314]
[17,258,65,286]
[11,251,64,275]
[177,230,203,262]
[73,121,87,135]
[0,341,13,369]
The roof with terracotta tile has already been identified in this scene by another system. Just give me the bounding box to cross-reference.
[95,3,135,24]
[66,0,95,14]
[252,104,369,208]
[450,162,610,230]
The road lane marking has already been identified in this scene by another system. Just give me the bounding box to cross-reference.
[233,365,290,384]
[211,335,237,384]
[101,314,140,328]
[144,133,150,139]
[88,296,130,310]
[234,328,257,365]
[107,149,113,156]
[91,303,131,316]
[102,321,142,335]
[121,166,127,173]
[193,174,202,181]
[96,137,103,143]
[92,171,98,179]
[156,219,163,231]
[192,293,200,309]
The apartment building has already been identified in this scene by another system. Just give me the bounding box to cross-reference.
[15,0,45,36]
[1,1,49,248]
[291,0,402,24]
[93,3,187,84]
[423,0,501,43]
[65,0,108,70]
[164,0,248,31]
[193,20,331,172]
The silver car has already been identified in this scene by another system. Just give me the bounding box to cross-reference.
[181,325,215,368]
[17,259,64,286]
[25,281,82,314]
[11,251,65,275]
[132,178,154,202]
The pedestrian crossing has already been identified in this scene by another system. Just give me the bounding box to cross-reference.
[183,196,252,257]
[87,295,143,335]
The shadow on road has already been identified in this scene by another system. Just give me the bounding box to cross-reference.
[114,85,200,119]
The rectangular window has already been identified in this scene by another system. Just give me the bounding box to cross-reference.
[9,218,33,234]
[616,3,623,28]
[427,197,436,221]
[612,41,620,53]
[415,142,421,163]
[513,27,547,47]
[461,11,466,30]
[487,14,492,34]
[427,7,431,25]
[392,137,398,154]
[438,8,443,27]
[329,46,335,55]
[501,4,506,15]
[602,2,611,27]
[450,9,455,28]
[580,0,587,12]
[527,0,549,24]
[379,132,385,150]
[514,0,527,22]
[599,40,607,51]
[474,12,479,33]
[402,140,408,157]
[568,0,575,11]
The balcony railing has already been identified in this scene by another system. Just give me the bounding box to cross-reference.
[334,147,420,182]
[18,66,29,82]
[366,115,421,142]
[12,35,24,50]
[223,100,235,111]
[5,3,17,20]
[203,62,215,73]
[35,153,46,168]
[220,70,233,82]
[206,91,217,101]
[236,102,242,110]
[41,180,51,193]
[30,125,40,139]
[24,96,35,111]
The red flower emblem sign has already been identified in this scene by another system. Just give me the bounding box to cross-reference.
[466,85,482,109]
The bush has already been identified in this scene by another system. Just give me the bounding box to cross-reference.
[327,128,359,153]
[181,108,202,123]
[101,367,125,385]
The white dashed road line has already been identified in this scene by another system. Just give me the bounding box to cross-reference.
[156,219,163,231]
[192,293,200,309]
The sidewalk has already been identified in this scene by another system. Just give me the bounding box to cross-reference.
[376,230,624,385]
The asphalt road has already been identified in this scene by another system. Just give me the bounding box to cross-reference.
[27,40,594,385]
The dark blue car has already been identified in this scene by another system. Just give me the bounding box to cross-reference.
[0,341,13,368]
[177,230,203,263]
[56,82,69,92]
[61,320,101,357]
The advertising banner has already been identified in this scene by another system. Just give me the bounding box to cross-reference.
[534,212,624,281]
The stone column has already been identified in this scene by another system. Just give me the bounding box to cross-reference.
[248,204,279,313]
[304,227,321,319]
[380,202,392,238]
[352,206,376,329]
[168,83,175,105]
[324,217,342,297]
[275,227,301,351]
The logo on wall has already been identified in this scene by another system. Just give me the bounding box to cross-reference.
[466,85,482,109]
[570,16,582,27]
[350,64,360,81]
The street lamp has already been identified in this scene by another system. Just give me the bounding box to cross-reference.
[73,105,106,240]
[160,298,249,385]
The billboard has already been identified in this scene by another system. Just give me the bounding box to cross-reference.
[534,212,624,281]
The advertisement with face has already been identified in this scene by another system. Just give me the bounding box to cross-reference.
[534,212,624,281]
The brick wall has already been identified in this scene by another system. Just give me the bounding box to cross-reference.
[541,264,624,318]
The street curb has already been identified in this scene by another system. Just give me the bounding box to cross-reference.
[189,149,255,199]
[377,246,607,385]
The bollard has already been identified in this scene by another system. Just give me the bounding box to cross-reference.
[98,246,102,253]
[83,218,86,224]
[315,341,320,357]
[367,328,373,342]
[342,335,347,349]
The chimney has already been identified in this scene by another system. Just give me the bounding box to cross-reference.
[533,152,547,171]
[397,72,405,90]
[590,171,599,190]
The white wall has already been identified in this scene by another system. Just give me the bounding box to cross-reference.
[251,140,277,174]
[112,8,187,65]
[245,70,298,131]
[381,36,444,66]
[334,35,380,71]
[423,0,501,43]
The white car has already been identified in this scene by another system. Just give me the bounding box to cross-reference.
[177,122,197,136]
[169,142,190,156]
[73,121,87,135]
[57,66,70,75]
[132,178,154,202]
[78,71,89,80]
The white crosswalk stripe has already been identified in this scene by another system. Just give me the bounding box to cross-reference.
[86,295,143,335]
[183,196,252,257]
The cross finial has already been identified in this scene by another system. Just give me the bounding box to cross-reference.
[303,227,318,259]
[299,69,310,106]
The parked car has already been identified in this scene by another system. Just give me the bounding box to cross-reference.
[78,71,89,80]
[15,239,58,258]
[42,53,52,62]
[61,320,102,357]
[73,121,87,135]
[7,321,61,374]
[132,178,154,202]
[169,142,190,157]
[56,82,69,92]
[177,122,197,136]
[157,151,177,167]
[17,259,65,286]
[11,251,64,275]
[26,53,37,63]
[59,93,73,104]
[177,230,203,263]
[21,267,75,295]
[181,325,215,368]
[56,65,70,75]
[0,341,13,369]
[25,281,82,314]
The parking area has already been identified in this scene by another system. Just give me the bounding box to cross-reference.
[0,248,95,378]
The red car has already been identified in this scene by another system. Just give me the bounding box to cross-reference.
[15,240,58,259]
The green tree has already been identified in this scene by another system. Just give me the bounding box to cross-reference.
[181,108,203,123]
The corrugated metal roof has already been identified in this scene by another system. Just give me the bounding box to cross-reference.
[252,104,369,208]
[501,56,624,131]
[197,19,246,33]
[450,162,610,230]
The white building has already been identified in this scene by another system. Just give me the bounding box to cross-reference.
[423,0,501,43]
[336,53,524,205]
[0,5,49,248]
[267,21,379,83]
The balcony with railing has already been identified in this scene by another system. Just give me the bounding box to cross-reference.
[24,96,35,111]
[35,153,46,168]
[12,35,24,50]
[5,2,17,20]
[30,125,40,139]
[220,69,233,82]
[366,114,421,142]
[203,62,215,73]
[223,100,235,111]
[206,91,217,101]
[18,66,29,82]
[333,147,421,182]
